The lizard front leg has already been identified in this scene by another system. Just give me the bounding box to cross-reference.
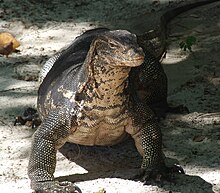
[127,104,184,182]
[28,110,81,193]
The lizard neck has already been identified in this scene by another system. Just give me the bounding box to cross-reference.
[80,55,131,108]
[93,55,130,92]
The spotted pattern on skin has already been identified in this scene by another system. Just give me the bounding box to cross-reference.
[28,29,168,192]
[57,85,76,103]
[68,45,138,145]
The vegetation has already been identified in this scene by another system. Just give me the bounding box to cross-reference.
[179,36,197,52]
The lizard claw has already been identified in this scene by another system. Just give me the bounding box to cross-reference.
[138,164,185,184]
[34,181,82,193]
[170,164,185,174]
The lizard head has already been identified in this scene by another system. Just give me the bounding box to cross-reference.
[92,30,145,67]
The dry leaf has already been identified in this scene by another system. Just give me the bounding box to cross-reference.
[193,135,206,142]
[0,32,20,57]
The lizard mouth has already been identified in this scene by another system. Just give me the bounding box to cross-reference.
[134,56,145,61]
[128,46,145,66]
[127,55,145,66]
[109,55,144,67]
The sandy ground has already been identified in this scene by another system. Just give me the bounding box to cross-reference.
[0,0,220,193]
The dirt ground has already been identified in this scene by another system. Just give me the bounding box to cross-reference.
[0,0,219,193]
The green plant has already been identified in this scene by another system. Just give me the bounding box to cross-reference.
[179,36,197,52]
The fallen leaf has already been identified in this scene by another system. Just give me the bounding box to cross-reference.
[0,32,20,57]
[193,135,206,142]
[93,189,106,193]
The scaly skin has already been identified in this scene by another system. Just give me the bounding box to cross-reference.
[29,29,168,192]
[28,1,219,192]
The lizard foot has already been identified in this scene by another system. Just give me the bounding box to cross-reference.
[33,181,82,193]
[135,164,185,184]
[14,107,41,128]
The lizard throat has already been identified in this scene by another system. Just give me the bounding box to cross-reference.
[79,56,131,108]
[93,56,130,93]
